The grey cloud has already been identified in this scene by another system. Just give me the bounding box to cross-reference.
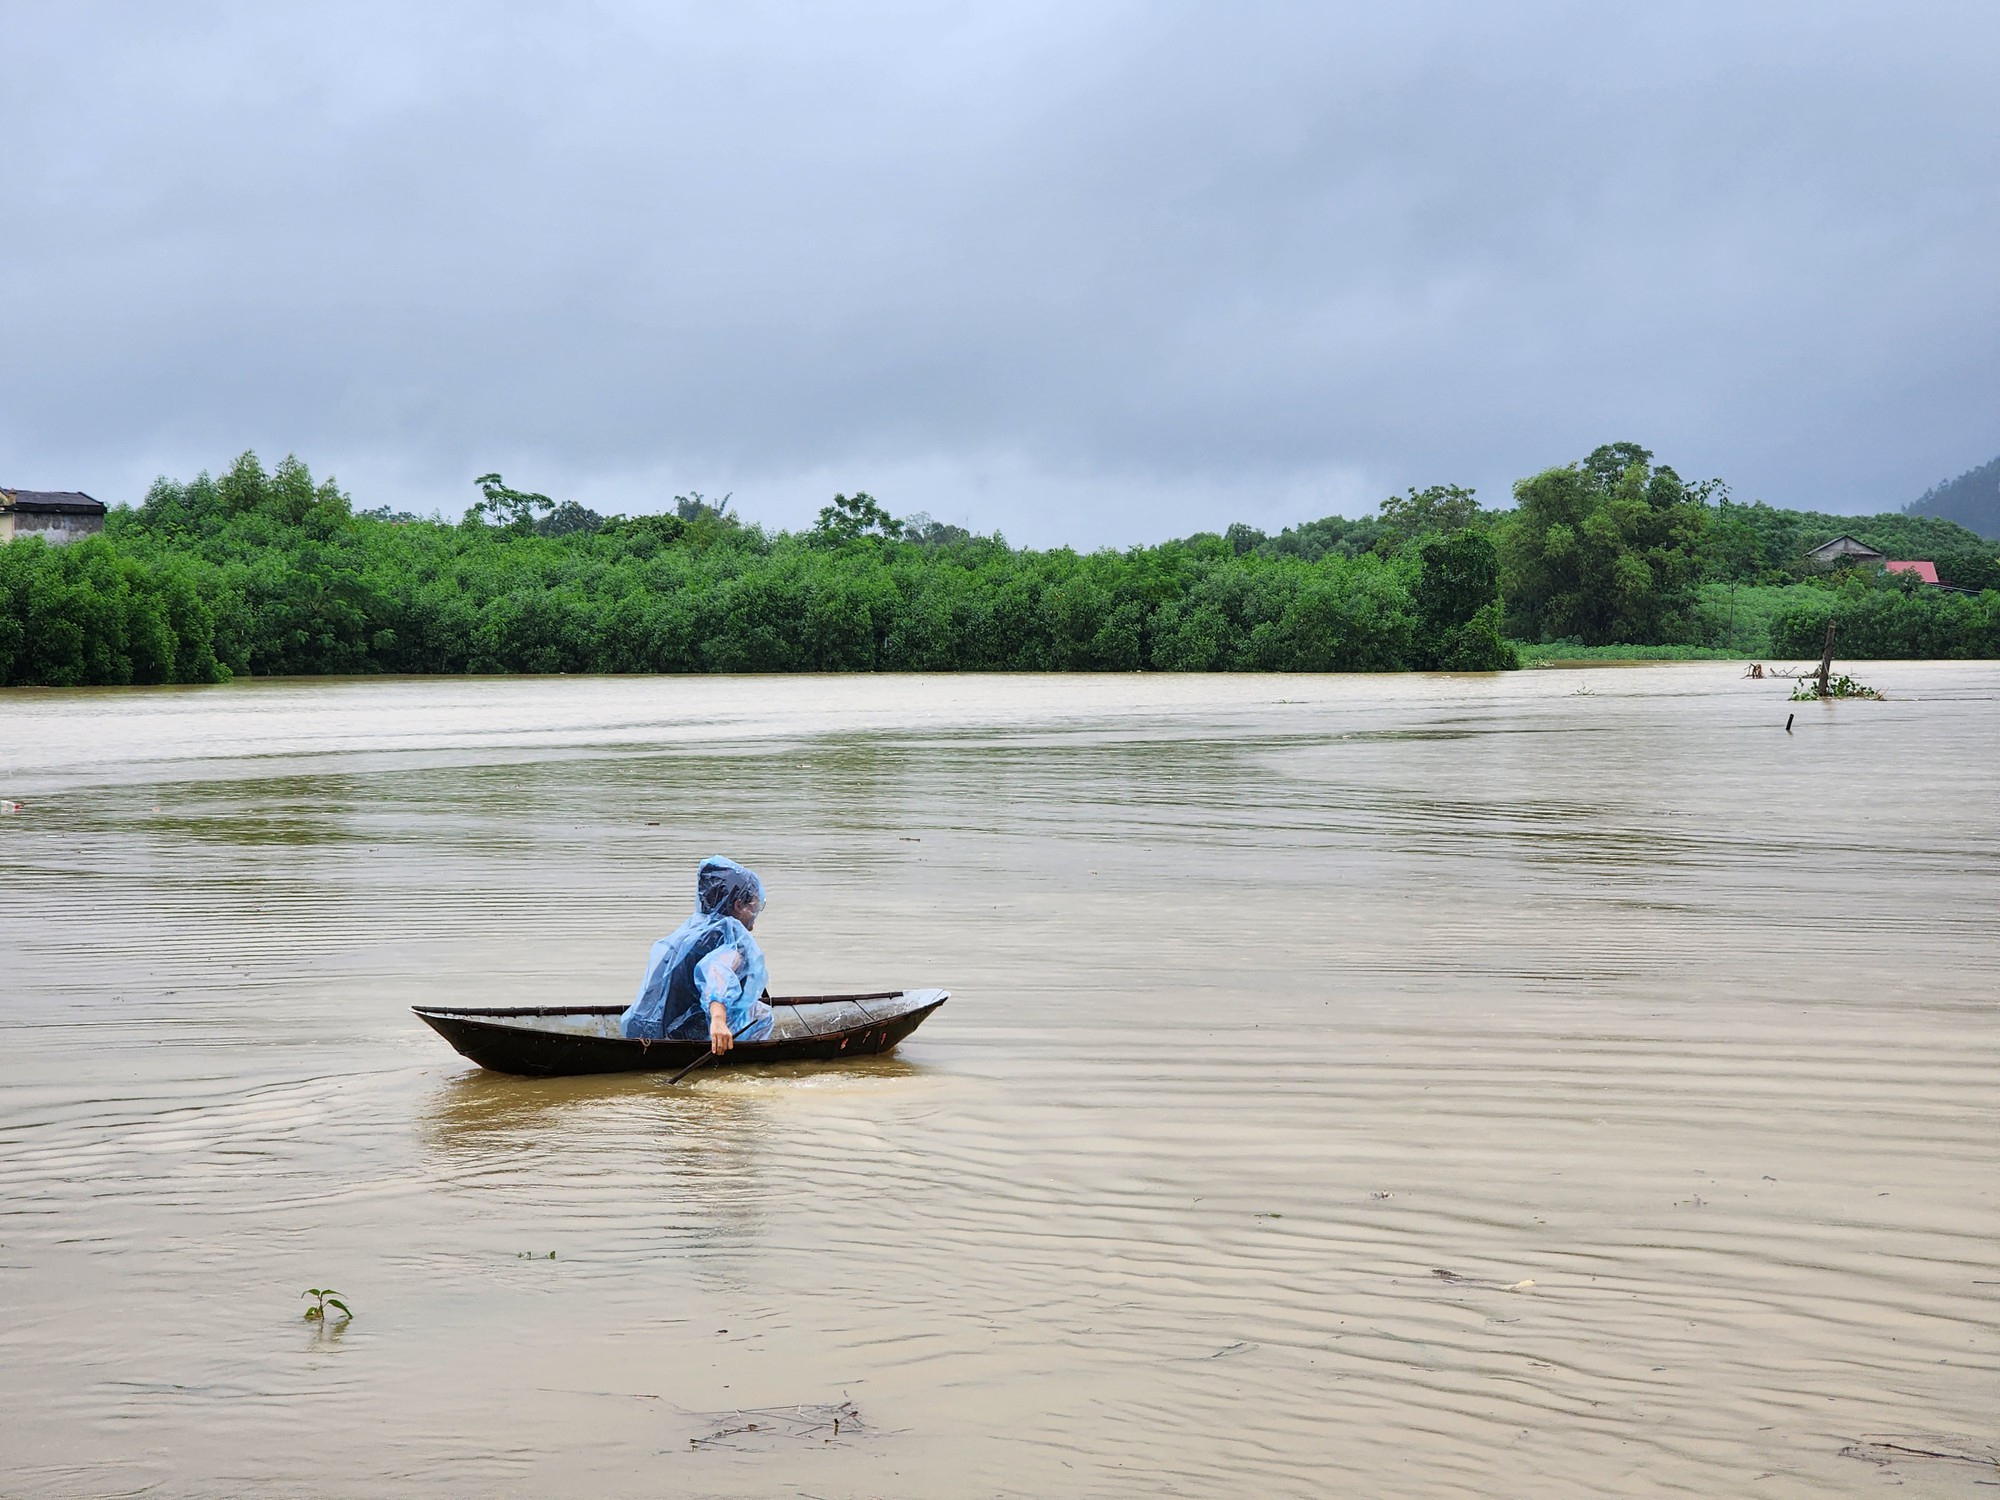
[3,0,1996,545]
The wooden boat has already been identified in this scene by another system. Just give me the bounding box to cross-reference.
[413,989,947,1078]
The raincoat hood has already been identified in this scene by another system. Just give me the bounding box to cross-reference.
[696,856,766,917]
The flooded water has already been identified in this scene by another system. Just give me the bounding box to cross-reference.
[2,666,1996,1498]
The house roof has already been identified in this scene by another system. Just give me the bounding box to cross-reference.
[1885,559,1940,584]
[1804,534,1887,562]
[0,489,105,515]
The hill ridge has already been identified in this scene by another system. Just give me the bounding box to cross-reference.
[1906,453,2000,539]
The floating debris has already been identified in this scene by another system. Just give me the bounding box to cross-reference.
[1433,1268,1537,1292]
[1839,1435,1999,1472]
[689,1400,865,1450]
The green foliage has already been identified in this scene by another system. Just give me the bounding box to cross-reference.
[1513,641,1748,664]
[1931,547,2000,592]
[301,1288,351,1322]
[1238,442,1998,660]
[1498,443,1709,645]
[1685,581,1814,656]
[1703,499,1996,584]
[0,534,227,687]
[1220,484,1494,565]
[5,452,1506,685]
[1769,574,2000,659]
[1411,530,1516,670]
[664,492,745,550]
[673,491,734,524]
[22,441,1998,687]
[471,474,606,538]
[899,511,977,549]
[1215,513,1388,563]
[1574,443,1638,487]
[811,491,902,544]
[470,472,554,529]
[1379,484,1484,552]
[1790,672,1881,701]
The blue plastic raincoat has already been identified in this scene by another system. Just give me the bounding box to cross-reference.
[620,857,774,1043]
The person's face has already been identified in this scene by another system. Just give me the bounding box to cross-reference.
[733,895,761,930]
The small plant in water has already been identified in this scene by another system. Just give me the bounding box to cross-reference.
[1790,673,1882,701]
[302,1288,352,1322]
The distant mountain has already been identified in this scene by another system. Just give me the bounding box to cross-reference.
[1906,454,2000,539]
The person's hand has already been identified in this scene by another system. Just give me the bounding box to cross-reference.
[709,1008,734,1055]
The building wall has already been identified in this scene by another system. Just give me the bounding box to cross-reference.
[1,511,105,545]
[1805,539,1885,569]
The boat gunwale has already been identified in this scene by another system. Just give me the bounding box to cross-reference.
[413,989,919,1020]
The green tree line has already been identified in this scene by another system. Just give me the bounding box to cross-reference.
[1496,443,2000,657]
[0,454,1512,686]
[5,442,1997,687]
[1216,440,2000,660]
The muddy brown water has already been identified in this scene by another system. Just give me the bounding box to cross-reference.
[1,666,1995,1498]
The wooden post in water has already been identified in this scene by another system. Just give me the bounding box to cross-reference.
[1816,618,1836,699]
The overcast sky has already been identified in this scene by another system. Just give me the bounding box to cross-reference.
[4,2,1997,545]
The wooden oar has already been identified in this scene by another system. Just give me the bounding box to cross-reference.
[667,996,769,1084]
[665,1035,732,1085]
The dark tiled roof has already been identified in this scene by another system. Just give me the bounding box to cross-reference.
[1804,533,1884,559]
[0,489,105,514]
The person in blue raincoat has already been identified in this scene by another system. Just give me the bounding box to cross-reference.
[621,857,773,1053]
